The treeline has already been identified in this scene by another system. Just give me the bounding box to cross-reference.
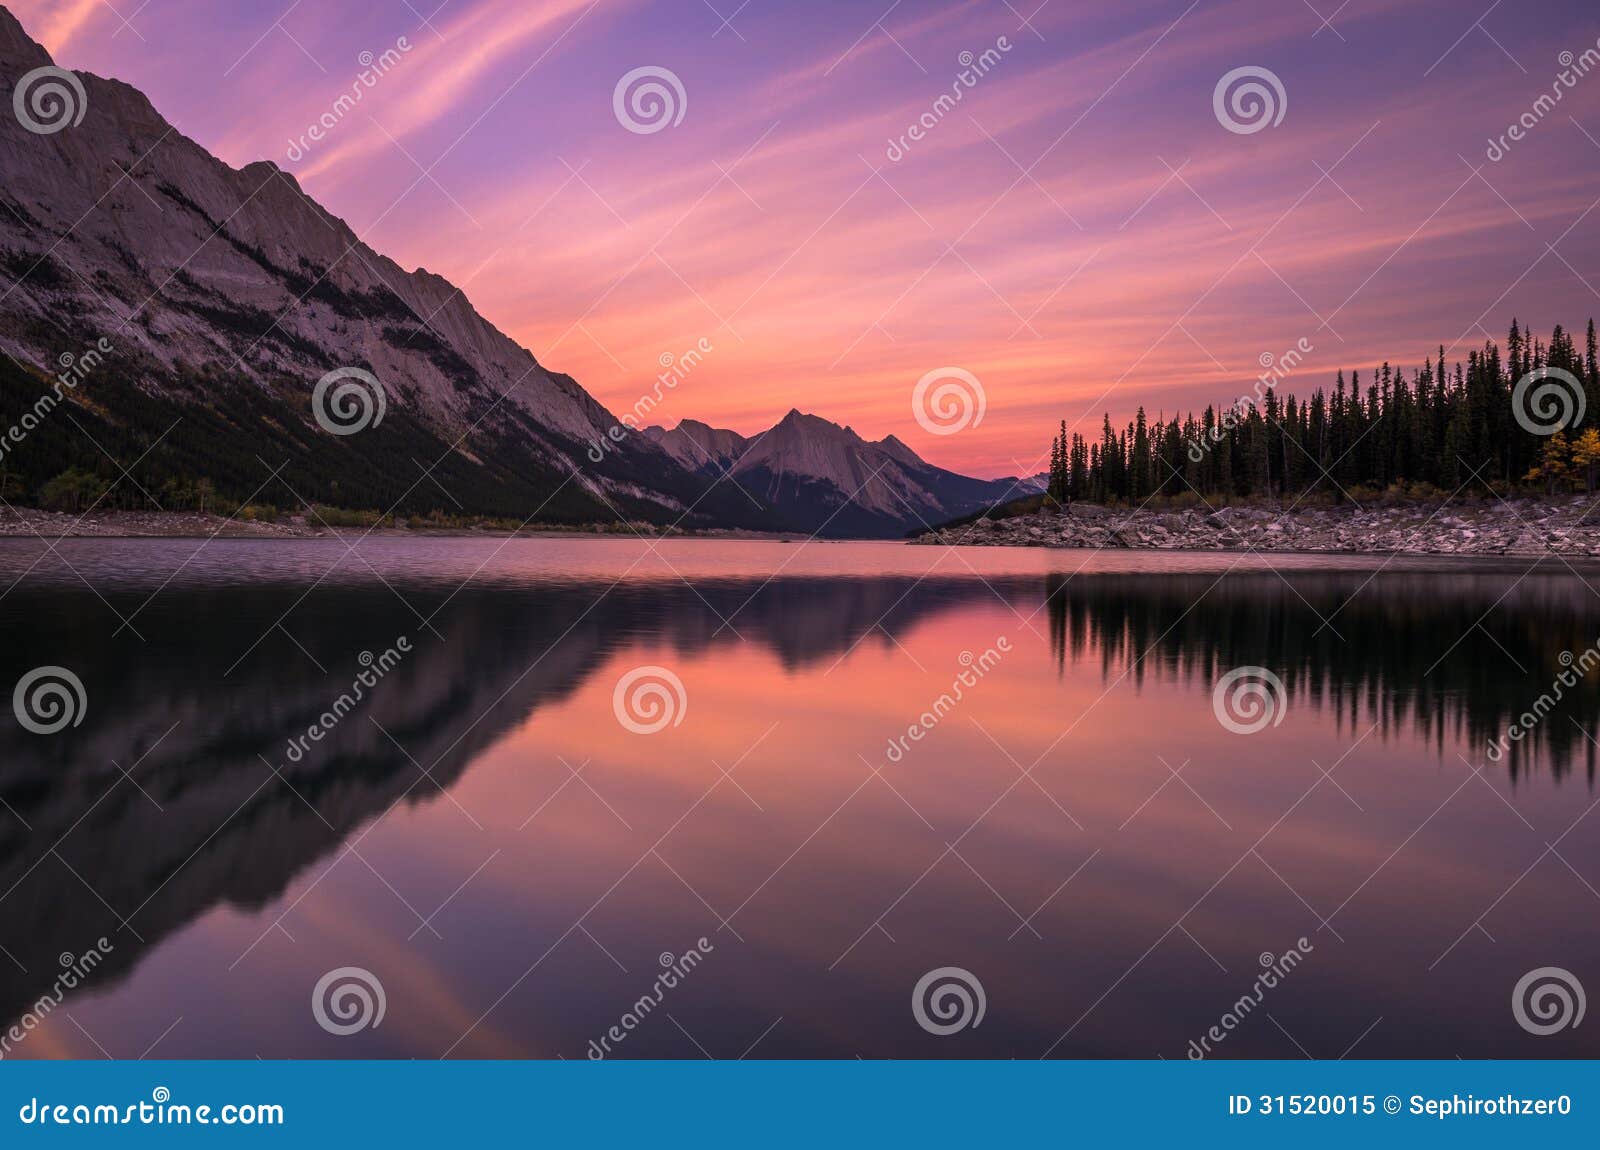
[0,342,774,530]
[1043,571,1600,783]
[1045,320,1600,504]
[0,355,614,524]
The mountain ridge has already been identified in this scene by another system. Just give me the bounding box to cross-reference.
[0,5,1020,537]
[645,409,1040,537]
[0,4,780,529]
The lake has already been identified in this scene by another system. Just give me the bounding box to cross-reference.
[0,537,1597,1059]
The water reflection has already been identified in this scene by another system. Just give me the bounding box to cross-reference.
[0,576,1020,1030]
[1046,571,1600,784]
[1,550,1597,1058]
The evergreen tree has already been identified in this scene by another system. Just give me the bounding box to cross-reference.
[1040,320,1596,504]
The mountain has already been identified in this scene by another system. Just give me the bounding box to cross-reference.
[645,409,1035,537]
[0,6,1028,538]
[642,417,750,474]
[0,6,766,529]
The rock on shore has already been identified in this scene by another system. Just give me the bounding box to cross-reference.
[911,497,1600,557]
[0,507,318,538]
[0,507,805,540]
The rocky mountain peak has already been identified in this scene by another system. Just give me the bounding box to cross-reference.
[0,3,768,530]
[639,407,1021,536]
[0,2,1009,538]
[0,6,49,70]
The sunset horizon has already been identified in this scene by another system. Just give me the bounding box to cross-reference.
[14,0,1600,478]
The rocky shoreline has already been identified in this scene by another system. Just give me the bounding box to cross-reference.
[0,507,800,540]
[0,507,318,538]
[10,500,1600,556]
[911,497,1600,558]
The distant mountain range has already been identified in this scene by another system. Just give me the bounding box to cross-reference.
[645,411,1038,537]
[0,6,1026,538]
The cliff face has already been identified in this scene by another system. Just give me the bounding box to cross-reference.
[0,6,765,528]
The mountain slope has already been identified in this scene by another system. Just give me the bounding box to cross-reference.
[645,409,1035,537]
[642,418,749,474]
[0,7,767,528]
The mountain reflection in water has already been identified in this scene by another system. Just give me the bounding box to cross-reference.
[1,541,1597,1059]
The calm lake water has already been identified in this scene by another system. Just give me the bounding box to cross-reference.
[1,537,1598,1059]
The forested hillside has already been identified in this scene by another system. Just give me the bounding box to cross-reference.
[1045,321,1600,504]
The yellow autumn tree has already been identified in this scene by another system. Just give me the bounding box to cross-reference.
[1526,430,1576,494]
[1571,428,1600,493]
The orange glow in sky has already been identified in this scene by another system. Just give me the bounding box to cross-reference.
[15,0,1600,476]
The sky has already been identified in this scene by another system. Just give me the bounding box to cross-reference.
[11,0,1600,478]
